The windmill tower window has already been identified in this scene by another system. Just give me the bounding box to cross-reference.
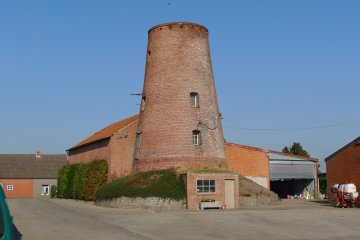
[192,130,202,145]
[190,92,199,108]
[141,96,146,111]
[135,132,142,160]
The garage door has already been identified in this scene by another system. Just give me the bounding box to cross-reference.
[270,161,315,180]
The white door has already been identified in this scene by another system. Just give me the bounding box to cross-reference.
[224,180,235,209]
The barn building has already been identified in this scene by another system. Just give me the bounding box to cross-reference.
[268,151,318,198]
[326,136,360,202]
[0,153,67,198]
[67,115,139,181]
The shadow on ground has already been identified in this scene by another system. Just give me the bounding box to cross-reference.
[308,199,331,206]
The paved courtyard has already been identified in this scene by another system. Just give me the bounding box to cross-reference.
[8,198,360,240]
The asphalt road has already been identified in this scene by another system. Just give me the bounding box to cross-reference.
[8,198,360,240]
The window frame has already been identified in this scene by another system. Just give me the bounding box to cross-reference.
[196,179,216,194]
[135,131,142,160]
[6,185,13,191]
[41,185,50,196]
[190,92,199,108]
[192,130,201,145]
[141,96,146,111]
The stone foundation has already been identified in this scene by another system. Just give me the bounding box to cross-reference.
[96,197,186,210]
[239,195,280,208]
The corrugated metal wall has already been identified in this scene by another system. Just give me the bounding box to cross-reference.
[270,161,316,180]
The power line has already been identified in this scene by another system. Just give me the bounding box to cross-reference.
[224,120,360,131]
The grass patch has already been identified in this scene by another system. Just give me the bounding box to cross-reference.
[95,169,185,201]
[176,165,231,175]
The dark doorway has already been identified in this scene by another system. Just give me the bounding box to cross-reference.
[270,179,315,198]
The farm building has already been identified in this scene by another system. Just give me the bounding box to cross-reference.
[268,151,318,198]
[0,153,67,198]
[67,22,318,208]
[326,136,360,203]
[68,22,239,209]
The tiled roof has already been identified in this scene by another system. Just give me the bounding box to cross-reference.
[0,154,68,179]
[225,142,269,153]
[67,114,139,151]
[269,150,318,162]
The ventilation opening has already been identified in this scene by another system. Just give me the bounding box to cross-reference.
[147,50,151,56]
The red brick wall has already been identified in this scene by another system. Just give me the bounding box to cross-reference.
[225,143,270,188]
[108,120,138,180]
[135,22,227,171]
[185,172,239,210]
[0,179,33,198]
[326,144,360,202]
[68,139,111,164]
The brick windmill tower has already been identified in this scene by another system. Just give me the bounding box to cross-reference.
[134,22,228,172]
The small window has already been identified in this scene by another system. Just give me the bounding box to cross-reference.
[7,185,13,191]
[141,96,146,111]
[135,132,142,160]
[197,179,216,193]
[190,92,199,107]
[41,185,49,195]
[192,130,201,145]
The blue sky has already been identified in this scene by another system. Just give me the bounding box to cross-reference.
[1,1,359,172]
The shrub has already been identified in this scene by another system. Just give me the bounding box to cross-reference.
[64,164,79,199]
[201,197,215,202]
[57,164,71,198]
[95,169,186,201]
[57,159,108,201]
[319,176,327,194]
[72,164,88,200]
[83,159,108,201]
[51,185,57,198]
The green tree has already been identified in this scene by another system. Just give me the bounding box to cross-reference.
[282,146,290,153]
[282,142,310,157]
[319,175,327,194]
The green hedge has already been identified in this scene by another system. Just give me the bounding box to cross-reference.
[84,159,108,201]
[95,169,186,201]
[57,159,108,201]
[72,163,88,200]
[319,176,327,194]
[51,185,57,198]
[57,164,71,198]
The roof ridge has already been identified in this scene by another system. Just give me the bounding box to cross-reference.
[325,136,360,161]
[269,150,318,161]
[225,142,269,153]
